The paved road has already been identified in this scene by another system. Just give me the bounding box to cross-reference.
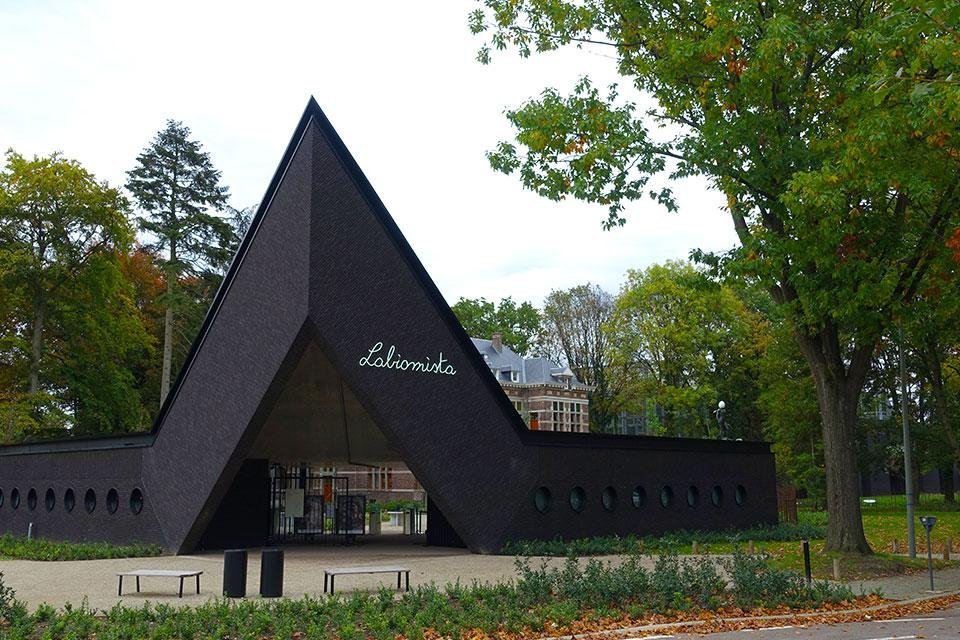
[668,603,960,639]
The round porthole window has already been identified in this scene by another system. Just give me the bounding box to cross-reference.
[130,488,144,515]
[659,485,674,508]
[632,486,647,509]
[106,488,119,514]
[569,486,586,513]
[735,485,747,506]
[711,485,724,507]
[601,486,617,512]
[27,488,37,511]
[11,488,20,510]
[84,488,96,514]
[64,488,76,512]
[687,486,700,507]
[45,488,55,512]
[534,487,552,513]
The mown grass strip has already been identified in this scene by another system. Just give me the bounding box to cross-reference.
[0,534,163,561]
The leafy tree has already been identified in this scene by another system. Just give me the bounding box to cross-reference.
[451,296,542,356]
[0,151,149,439]
[0,151,132,393]
[126,120,231,406]
[118,247,166,417]
[226,204,256,254]
[471,0,960,552]
[907,289,960,501]
[758,318,824,505]
[55,254,154,435]
[542,283,622,430]
[606,261,765,438]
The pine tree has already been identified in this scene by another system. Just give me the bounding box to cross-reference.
[126,120,231,407]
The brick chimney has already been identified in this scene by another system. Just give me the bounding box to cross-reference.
[491,332,503,353]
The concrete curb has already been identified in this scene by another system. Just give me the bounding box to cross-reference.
[532,590,960,640]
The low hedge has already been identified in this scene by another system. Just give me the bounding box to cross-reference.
[0,551,855,639]
[502,521,827,556]
[0,534,163,561]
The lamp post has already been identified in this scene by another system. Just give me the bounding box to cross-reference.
[900,326,916,558]
[714,400,727,439]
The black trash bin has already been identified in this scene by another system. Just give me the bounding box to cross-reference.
[260,549,284,598]
[223,548,248,598]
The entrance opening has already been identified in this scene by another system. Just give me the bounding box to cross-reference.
[198,339,437,550]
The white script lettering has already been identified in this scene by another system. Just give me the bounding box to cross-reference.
[359,341,457,376]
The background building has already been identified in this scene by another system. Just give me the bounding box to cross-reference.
[472,333,591,432]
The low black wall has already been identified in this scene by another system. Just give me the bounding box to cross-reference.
[0,443,165,547]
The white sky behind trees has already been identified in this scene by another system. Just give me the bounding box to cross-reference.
[0,0,738,306]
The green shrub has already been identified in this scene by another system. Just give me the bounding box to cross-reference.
[725,549,854,608]
[2,551,856,638]
[0,534,163,561]
[0,571,28,627]
[365,499,423,514]
[502,521,827,557]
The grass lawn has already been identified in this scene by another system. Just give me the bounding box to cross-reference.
[0,534,163,561]
[689,494,960,580]
[505,493,960,581]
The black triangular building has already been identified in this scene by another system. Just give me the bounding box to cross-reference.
[0,100,777,553]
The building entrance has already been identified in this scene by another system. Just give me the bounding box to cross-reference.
[268,464,366,545]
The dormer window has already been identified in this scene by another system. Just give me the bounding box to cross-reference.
[510,370,520,383]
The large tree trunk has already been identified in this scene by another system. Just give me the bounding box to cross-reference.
[941,466,955,503]
[160,241,176,407]
[920,338,960,471]
[796,328,873,553]
[28,299,45,394]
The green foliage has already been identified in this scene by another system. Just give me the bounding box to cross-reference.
[502,521,827,556]
[0,571,26,625]
[126,120,232,275]
[471,0,960,552]
[365,499,423,514]
[726,550,854,609]
[606,261,769,438]
[0,534,163,561]
[541,283,622,430]
[757,316,824,500]
[450,296,542,356]
[126,119,234,405]
[4,552,852,638]
[0,392,69,444]
[0,150,152,441]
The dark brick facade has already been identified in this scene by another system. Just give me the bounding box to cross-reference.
[0,100,778,553]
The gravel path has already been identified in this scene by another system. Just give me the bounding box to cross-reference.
[6,536,956,613]
[0,535,642,611]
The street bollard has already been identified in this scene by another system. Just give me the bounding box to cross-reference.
[920,516,937,591]
[691,540,699,555]
[832,558,841,580]
[748,540,755,554]
[802,540,812,586]
[223,549,248,598]
[892,538,899,554]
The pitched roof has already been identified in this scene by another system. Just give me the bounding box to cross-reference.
[470,338,591,389]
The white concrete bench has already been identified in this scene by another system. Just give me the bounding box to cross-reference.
[323,565,410,593]
[116,569,203,598]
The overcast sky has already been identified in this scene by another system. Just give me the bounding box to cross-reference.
[0,0,738,306]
